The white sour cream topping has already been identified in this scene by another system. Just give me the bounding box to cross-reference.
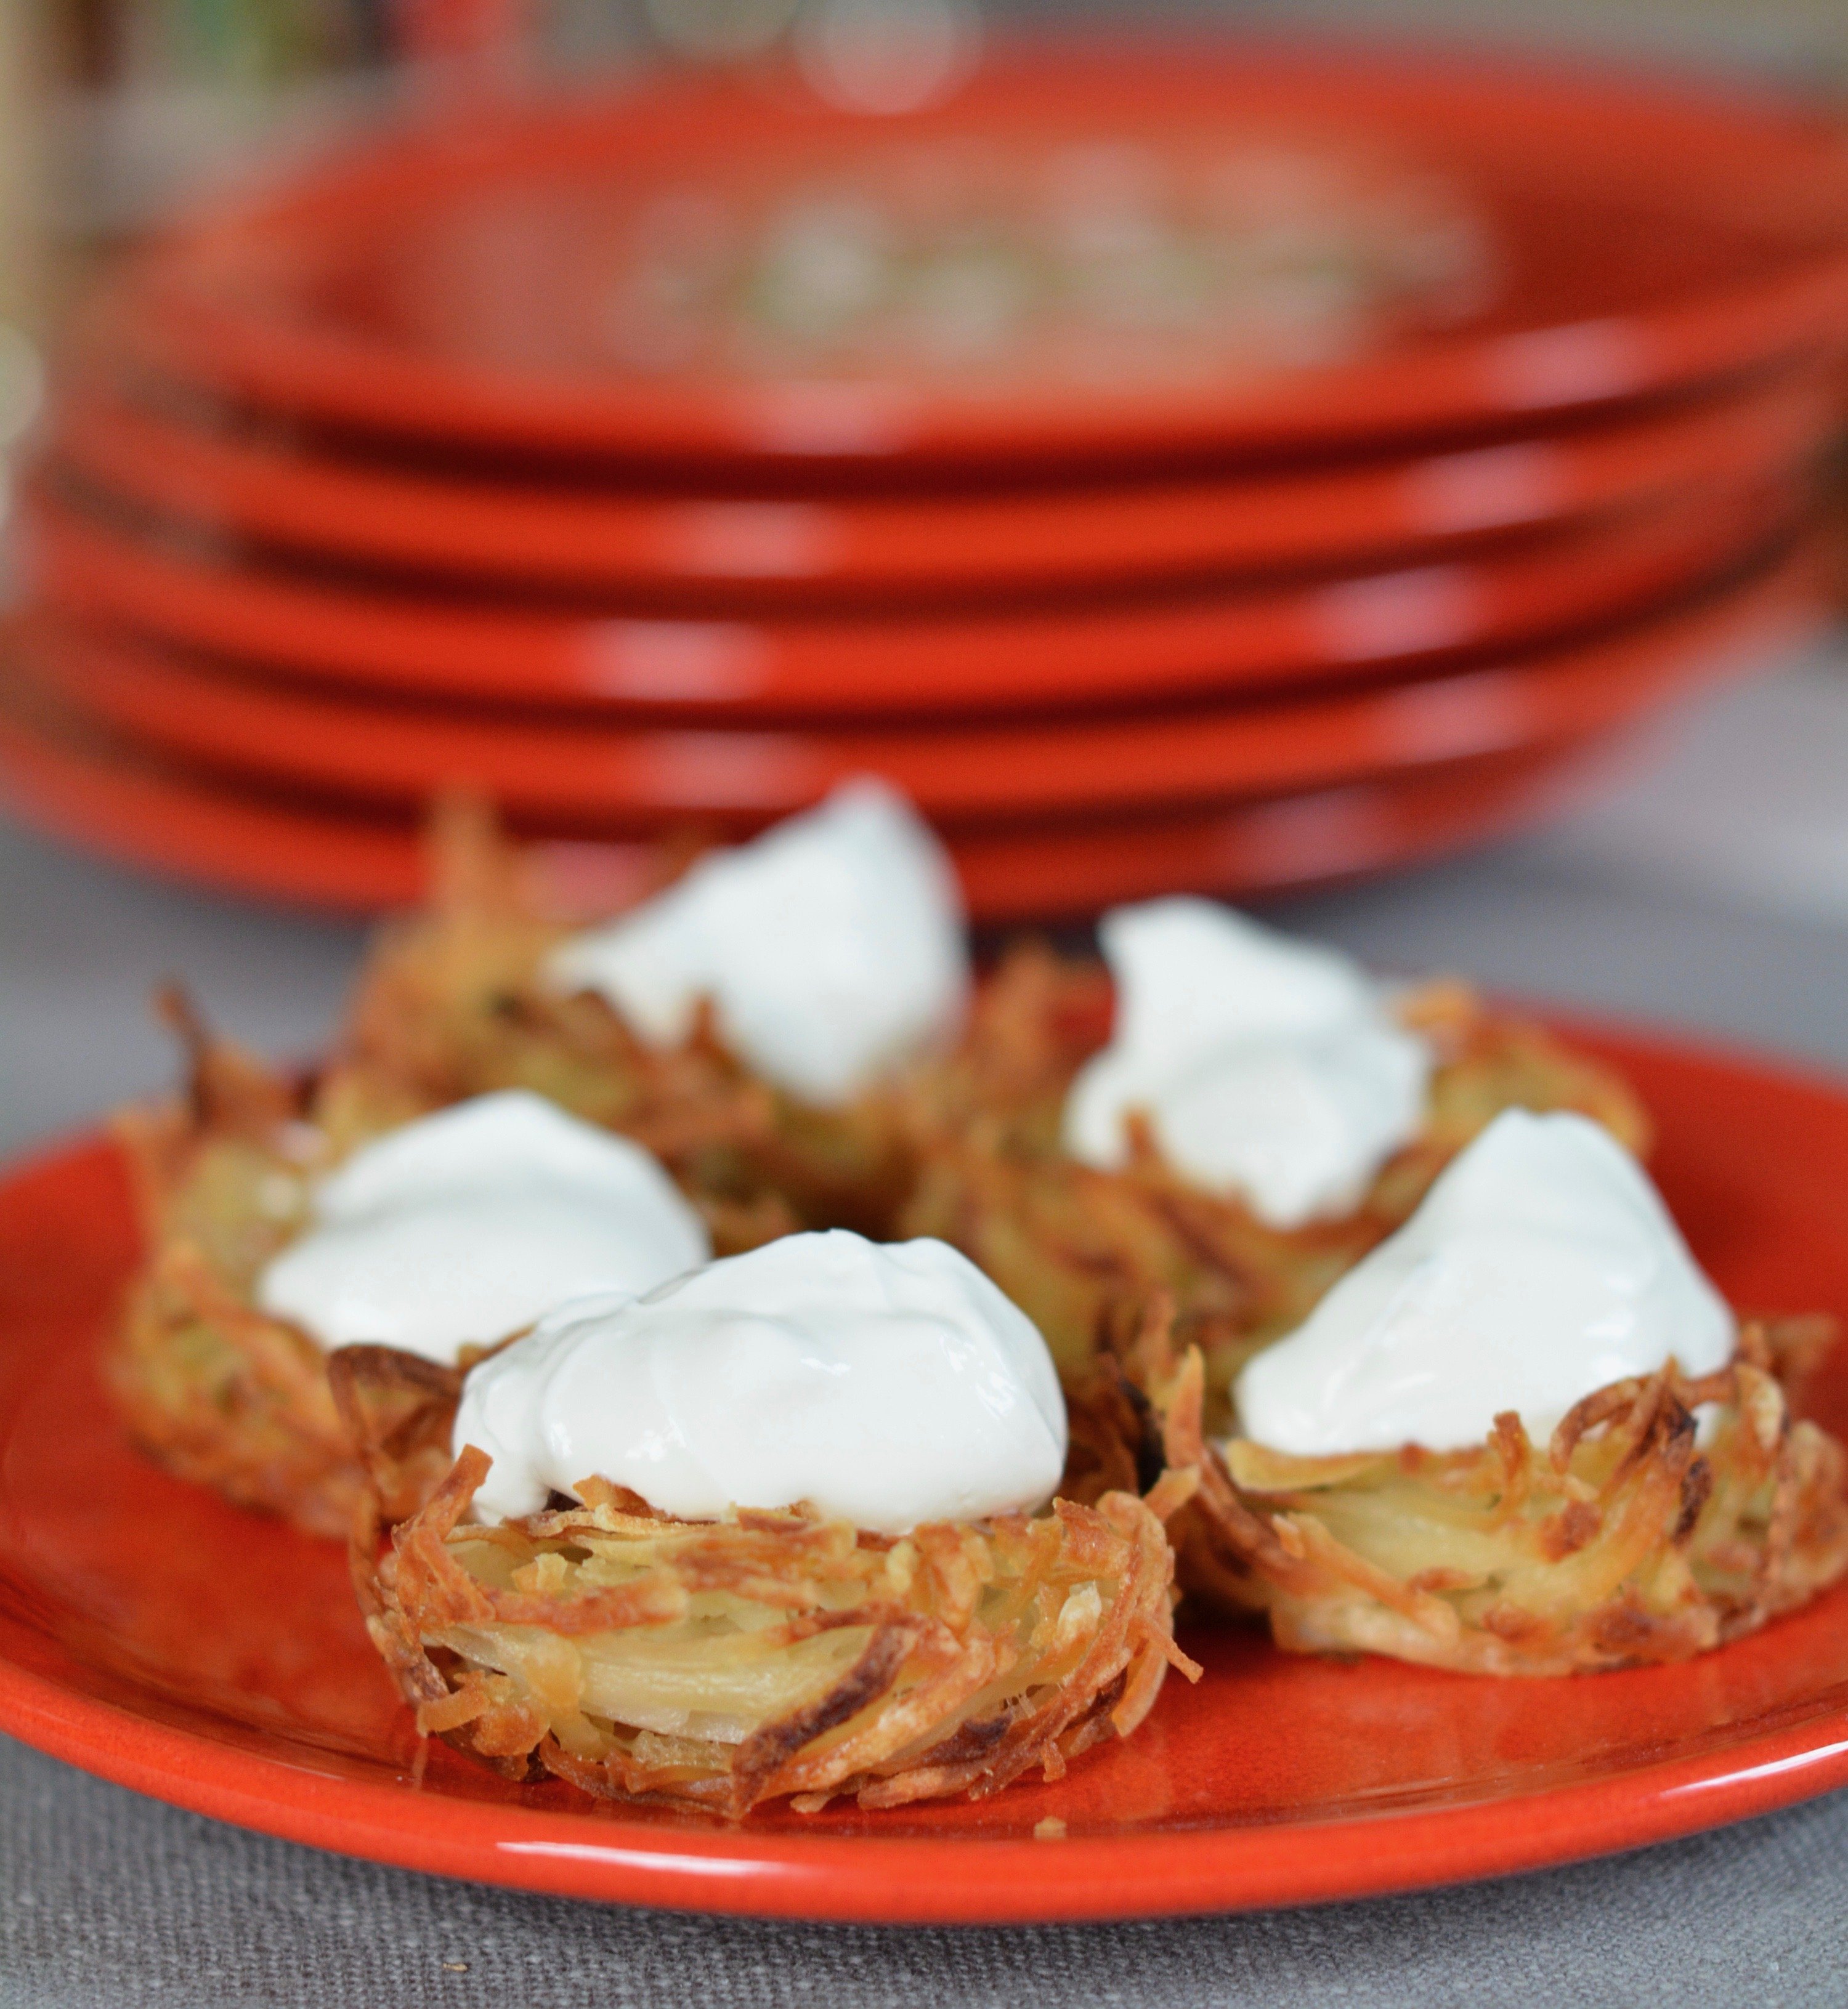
[544,778,970,1107]
[1234,1109,1736,1455]
[454,1229,1068,1531]
[256,1091,711,1364]
[1062,897,1433,1229]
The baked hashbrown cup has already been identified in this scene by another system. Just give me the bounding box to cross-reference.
[330,1341,1202,1818]
[107,985,788,1538]
[900,939,1651,1426]
[1074,1303,1848,1676]
[314,802,919,1246]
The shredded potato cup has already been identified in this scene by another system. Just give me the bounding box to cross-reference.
[333,1342,1198,1818]
[317,801,922,1245]
[1084,1307,1848,1678]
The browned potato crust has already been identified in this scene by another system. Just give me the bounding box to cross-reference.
[333,1343,1199,1817]
[900,940,1653,1425]
[1078,1305,1848,1676]
[108,992,362,1537]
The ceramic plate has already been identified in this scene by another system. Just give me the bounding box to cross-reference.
[118,46,1848,467]
[4,1025,1848,1920]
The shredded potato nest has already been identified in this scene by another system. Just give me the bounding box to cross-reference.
[315,801,917,1243]
[1070,1302,1848,1676]
[899,940,1652,1426]
[108,987,667,1540]
[331,1341,1201,1818]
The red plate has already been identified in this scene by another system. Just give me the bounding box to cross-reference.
[6,1025,1848,1920]
[118,46,1848,469]
[0,679,1618,918]
[49,355,1833,605]
[12,543,1818,820]
[20,447,1818,718]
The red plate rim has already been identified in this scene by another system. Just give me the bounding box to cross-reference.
[2,1620,1845,1924]
[19,433,1822,718]
[0,682,1615,918]
[12,539,1819,820]
[47,352,1834,608]
[7,1016,1848,1921]
[119,41,1848,469]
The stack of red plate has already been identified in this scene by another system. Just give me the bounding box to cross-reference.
[6,41,1847,916]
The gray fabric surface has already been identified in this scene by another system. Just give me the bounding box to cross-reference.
[0,819,365,1158]
[7,657,1848,2002]
[4,1729,1846,2009]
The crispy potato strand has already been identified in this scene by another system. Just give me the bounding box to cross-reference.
[108,1000,359,1537]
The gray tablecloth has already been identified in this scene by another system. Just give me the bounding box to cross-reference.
[2,1728,1844,2009]
[7,658,1848,2005]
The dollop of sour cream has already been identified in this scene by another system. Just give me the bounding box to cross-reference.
[1234,1109,1736,1455]
[454,1229,1068,1531]
[544,779,970,1107]
[1062,897,1433,1229]
[257,1091,710,1364]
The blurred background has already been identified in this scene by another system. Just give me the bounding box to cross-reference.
[8,0,1846,316]
[0,0,1846,1146]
